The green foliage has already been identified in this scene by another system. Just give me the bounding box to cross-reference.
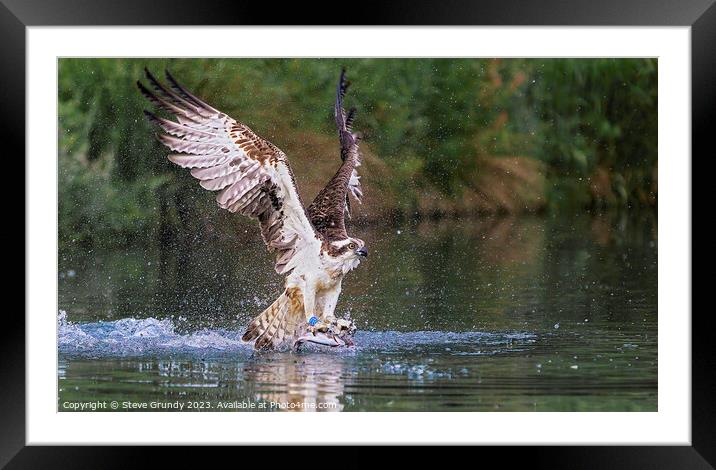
[58,156,168,247]
[527,59,658,208]
[58,58,657,248]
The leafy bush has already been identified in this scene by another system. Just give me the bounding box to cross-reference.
[528,59,657,209]
[58,58,657,248]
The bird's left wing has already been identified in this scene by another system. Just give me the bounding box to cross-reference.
[138,69,322,275]
[307,69,363,240]
[333,69,364,207]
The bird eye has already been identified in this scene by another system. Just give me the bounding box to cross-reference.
[348,243,356,250]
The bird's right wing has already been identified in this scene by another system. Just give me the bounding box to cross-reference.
[139,69,323,275]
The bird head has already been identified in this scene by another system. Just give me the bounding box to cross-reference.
[328,237,368,268]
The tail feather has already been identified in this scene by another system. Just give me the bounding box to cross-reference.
[242,289,303,350]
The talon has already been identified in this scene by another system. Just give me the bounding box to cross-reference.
[297,316,357,348]
[307,316,331,334]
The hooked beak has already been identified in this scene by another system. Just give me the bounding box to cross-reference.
[355,247,368,258]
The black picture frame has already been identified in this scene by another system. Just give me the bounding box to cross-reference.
[6,0,708,467]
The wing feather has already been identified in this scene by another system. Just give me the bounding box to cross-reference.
[165,69,222,114]
[167,153,233,169]
[143,68,212,118]
[144,110,216,141]
[140,69,323,274]
[189,161,244,180]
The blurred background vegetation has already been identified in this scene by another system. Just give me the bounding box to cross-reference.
[58,58,657,248]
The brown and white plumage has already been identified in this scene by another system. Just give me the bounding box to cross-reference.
[307,69,363,240]
[139,68,368,350]
[139,69,322,276]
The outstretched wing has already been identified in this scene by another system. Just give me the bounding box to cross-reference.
[138,69,322,275]
[307,69,363,241]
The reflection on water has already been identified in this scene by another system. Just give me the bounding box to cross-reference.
[58,212,657,411]
[243,354,346,411]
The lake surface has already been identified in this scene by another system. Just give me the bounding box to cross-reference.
[58,212,657,411]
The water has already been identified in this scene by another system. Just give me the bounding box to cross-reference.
[58,212,657,411]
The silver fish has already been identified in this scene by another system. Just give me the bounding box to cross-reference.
[292,317,356,350]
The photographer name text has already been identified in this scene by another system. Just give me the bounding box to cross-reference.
[60,400,338,411]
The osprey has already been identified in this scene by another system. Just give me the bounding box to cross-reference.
[138,68,366,350]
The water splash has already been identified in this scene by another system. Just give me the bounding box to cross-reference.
[58,310,250,357]
[58,311,536,358]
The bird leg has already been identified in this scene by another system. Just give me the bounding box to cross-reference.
[319,283,342,325]
[301,282,328,333]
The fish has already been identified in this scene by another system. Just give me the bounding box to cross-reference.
[292,317,356,350]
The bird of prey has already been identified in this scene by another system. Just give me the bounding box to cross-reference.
[138,68,367,350]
